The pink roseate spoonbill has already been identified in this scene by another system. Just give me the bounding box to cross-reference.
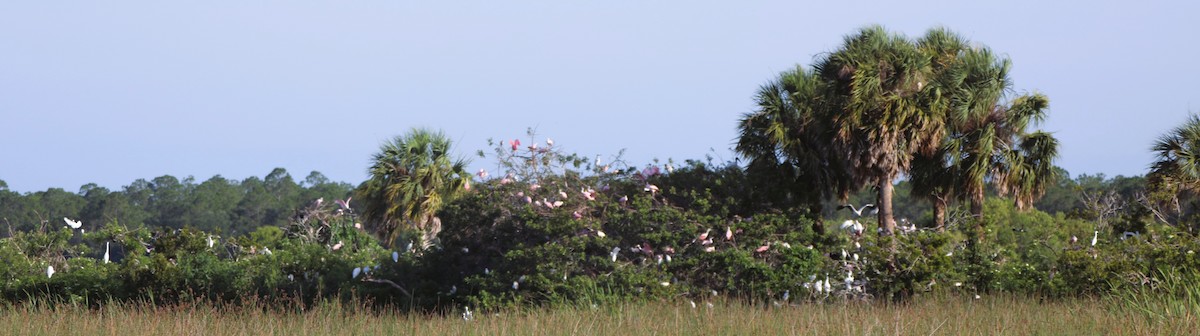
[837,203,877,218]
[463,179,471,191]
[725,227,733,241]
[332,240,344,251]
[573,211,582,219]
[697,228,712,242]
[581,188,596,201]
[500,174,514,184]
[1070,235,1078,245]
[335,197,352,211]
[644,184,659,194]
[477,169,488,179]
[530,183,541,191]
[704,246,716,253]
[354,222,362,229]
[529,143,538,151]
[559,190,568,199]
[523,196,533,204]
[755,243,770,253]
[510,139,521,151]
[63,217,82,230]
[618,195,628,204]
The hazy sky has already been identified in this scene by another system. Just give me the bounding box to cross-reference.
[2,2,1197,193]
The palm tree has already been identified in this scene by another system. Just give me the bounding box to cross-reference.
[737,66,851,234]
[357,128,471,249]
[907,28,1061,233]
[1146,114,1200,229]
[814,25,942,235]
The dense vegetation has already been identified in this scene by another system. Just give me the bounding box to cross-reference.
[2,26,1199,324]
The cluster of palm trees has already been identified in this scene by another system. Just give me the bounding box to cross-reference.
[736,26,1059,236]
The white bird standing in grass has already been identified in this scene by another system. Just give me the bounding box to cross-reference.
[1092,230,1098,247]
[103,242,110,264]
[47,265,55,279]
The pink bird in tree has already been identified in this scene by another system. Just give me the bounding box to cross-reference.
[510,139,521,151]
[477,169,489,179]
[725,227,733,241]
[573,211,583,219]
[334,198,352,211]
[697,228,712,242]
[755,243,770,253]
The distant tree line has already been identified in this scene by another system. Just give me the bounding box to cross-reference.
[0,168,353,237]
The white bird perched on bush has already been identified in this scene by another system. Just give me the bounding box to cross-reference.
[610,247,620,262]
[1092,230,1098,247]
[352,267,362,279]
[63,217,82,230]
[393,251,399,263]
[47,265,55,278]
[103,242,110,264]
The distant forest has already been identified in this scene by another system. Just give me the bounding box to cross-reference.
[0,168,352,237]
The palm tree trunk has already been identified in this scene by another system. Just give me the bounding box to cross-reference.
[971,192,985,242]
[879,179,897,235]
[934,198,947,232]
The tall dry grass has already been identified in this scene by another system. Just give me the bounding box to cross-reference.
[3,294,1194,335]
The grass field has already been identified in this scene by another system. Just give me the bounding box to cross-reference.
[4,294,1195,336]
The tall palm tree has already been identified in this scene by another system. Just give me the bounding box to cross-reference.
[357,128,471,249]
[737,66,851,234]
[814,25,941,235]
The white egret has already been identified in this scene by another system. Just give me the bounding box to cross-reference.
[837,204,877,218]
[392,251,399,263]
[449,285,458,295]
[1091,231,1098,247]
[546,138,554,146]
[610,247,620,262]
[63,217,82,230]
[207,235,216,249]
[512,281,519,290]
[477,169,488,179]
[47,265,56,278]
[782,290,790,301]
[352,267,362,279]
[103,242,110,264]
[660,281,670,287]
[462,306,473,321]
[596,230,606,238]
[262,247,272,256]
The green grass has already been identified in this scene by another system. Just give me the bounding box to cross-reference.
[3,294,1195,335]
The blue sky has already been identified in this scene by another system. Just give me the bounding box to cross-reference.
[2,2,1197,193]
